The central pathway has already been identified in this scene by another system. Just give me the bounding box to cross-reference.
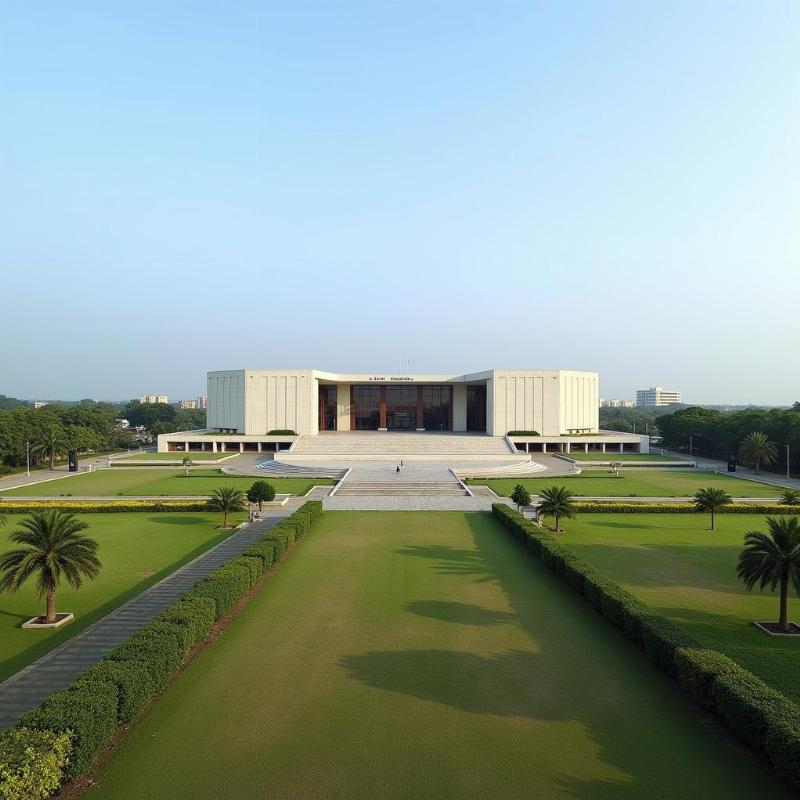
[0,500,317,729]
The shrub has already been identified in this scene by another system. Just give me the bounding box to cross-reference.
[17,682,117,779]
[674,647,742,711]
[242,540,276,571]
[0,500,210,514]
[508,430,540,436]
[0,727,71,800]
[106,624,184,686]
[182,564,252,619]
[267,429,296,435]
[75,659,156,723]
[157,598,216,644]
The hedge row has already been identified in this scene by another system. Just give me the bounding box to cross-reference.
[572,501,799,514]
[491,503,800,792]
[0,500,212,513]
[8,501,323,792]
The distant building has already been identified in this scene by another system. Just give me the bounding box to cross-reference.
[139,394,169,404]
[33,401,49,409]
[636,387,682,407]
[600,399,635,408]
[196,395,208,410]
[115,419,130,429]
[178,399,197,410]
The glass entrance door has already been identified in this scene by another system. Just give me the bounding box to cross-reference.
[386,386,417,430]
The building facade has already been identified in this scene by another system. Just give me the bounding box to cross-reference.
[206,368,599,437]
[636,387,682,407]
[139,394,169,404]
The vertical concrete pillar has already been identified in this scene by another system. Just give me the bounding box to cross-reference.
[257,442,262,453]
[542,442,547,453]
[240,442,244,452]
[212,441,217,453]
[601,443,606,453]
[584,442,589,453]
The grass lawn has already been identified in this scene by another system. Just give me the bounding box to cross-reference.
[468,470,780,498]
[88,511,790,799]
[111,452,239,462]
[0,512,243,682]
[0,470,334,497]
[557,513,800,702]
[565,453,690,462]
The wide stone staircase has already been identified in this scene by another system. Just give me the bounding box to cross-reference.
[287,432,521,461]
[333,480,467,497]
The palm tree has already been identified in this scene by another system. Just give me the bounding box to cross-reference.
[0,510,101,624]
[182,455,193,477]
[537,485,576,532]
[33,424,69,470]
[208,486,247,529]
[737,516,800,633]
[692,487,732,530]
[779,488,800,506]
[739,431,778,475]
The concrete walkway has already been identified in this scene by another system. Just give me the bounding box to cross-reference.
[0,501,311,729]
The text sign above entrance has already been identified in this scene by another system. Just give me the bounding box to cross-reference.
[368,377,414,382]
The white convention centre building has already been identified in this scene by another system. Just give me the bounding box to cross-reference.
[158,369,649,459]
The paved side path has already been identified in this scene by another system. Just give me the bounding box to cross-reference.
[0,506,302,729]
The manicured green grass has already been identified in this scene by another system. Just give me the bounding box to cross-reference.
[565,453,689,462]
[89,512,790,799]
[111,452,240,462]
[558,513,800,702]
[0,512,243,681]
[0,470,334,497]
[468,470,779,498]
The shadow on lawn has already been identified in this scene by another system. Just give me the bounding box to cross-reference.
[145,515,215,526]
[342,514,790,800]
[405,600,514,626]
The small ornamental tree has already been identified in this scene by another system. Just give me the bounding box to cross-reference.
[692,487,733,531]
[182,455,193,476]
[537,485,576,533]
[737,516,800,633]
[510,484,531,512]
[608,461,623,478]
[246,480,276,511]
[208,487,247,529]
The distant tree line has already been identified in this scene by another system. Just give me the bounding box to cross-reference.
[656,405,800,476]
[0,400,205,471]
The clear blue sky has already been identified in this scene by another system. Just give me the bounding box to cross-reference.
[1,1,798,404]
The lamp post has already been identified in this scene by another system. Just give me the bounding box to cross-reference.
[689,435,693,459]
[26,440,30,477]
[788,444,791,481]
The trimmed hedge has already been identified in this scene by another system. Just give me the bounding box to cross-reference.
[572,501,799,514]
[0,500,211,513]
[157,598,216,644]
[17,682,118,779]
[267,429,296,435]
[12,501,325,789]
[75,659,156,723]
[0,727,71,800]
[491,503,800,792]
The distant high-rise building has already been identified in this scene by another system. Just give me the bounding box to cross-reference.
[33,401,48,409]
[196,395,208,410]
[178,399,197,410]
[636,387,681,407]
[600,399,635,408]
[139,394,169,404]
